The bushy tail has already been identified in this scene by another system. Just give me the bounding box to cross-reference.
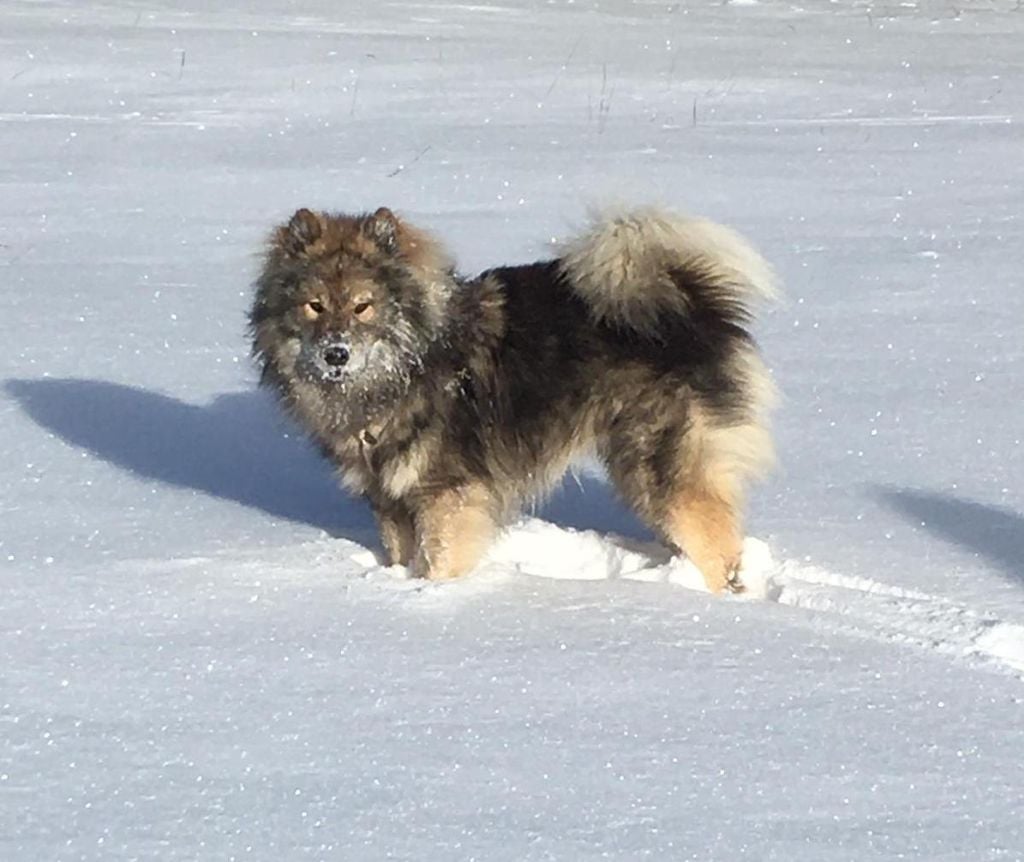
[558,208,777,335]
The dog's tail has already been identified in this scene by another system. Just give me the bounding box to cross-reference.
[558,208,776,336]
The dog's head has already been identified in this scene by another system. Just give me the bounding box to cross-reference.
[251,207,454,403]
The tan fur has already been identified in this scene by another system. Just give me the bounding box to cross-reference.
[683,404,774,497]
[731,345,779,440]
[413,484,497,581]
[662,485,744,594]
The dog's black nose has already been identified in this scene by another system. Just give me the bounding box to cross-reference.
[322,345,350,367]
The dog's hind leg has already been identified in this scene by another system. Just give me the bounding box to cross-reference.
[609,464,745,593]
[411,483,497,581]
[600,402,754,594]
[660,484,745,594]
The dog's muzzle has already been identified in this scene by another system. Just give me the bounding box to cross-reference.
[302,335,353,381]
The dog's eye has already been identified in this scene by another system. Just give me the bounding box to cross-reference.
[353,301,372,317]
[306,300,325,316]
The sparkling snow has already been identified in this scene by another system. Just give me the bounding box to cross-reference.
[2,1,1023,859]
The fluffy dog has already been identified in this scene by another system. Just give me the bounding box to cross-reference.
[250,206,776,592]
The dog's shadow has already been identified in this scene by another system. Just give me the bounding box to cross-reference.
[876,485,1024,586]
[5,377,649,542]
[5,378,370,535]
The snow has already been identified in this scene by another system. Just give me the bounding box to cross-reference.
[3,0,1024,858]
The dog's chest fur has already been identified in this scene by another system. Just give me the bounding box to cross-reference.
[299,383,448,500]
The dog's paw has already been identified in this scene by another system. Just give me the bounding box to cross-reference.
[725,569,746,594]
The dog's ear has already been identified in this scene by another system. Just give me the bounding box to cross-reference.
[282,208,322,255]
[364,207,399,253]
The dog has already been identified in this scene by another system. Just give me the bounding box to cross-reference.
[250,206,776,592]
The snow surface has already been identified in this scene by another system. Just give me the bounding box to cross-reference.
[3,0,1024,858]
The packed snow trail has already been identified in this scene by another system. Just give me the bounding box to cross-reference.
[338,519,1024,676]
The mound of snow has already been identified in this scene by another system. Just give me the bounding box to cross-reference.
[484,517,777,598]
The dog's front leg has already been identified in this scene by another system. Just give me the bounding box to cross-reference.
[411,483,496,581]
[371,498,417,567]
